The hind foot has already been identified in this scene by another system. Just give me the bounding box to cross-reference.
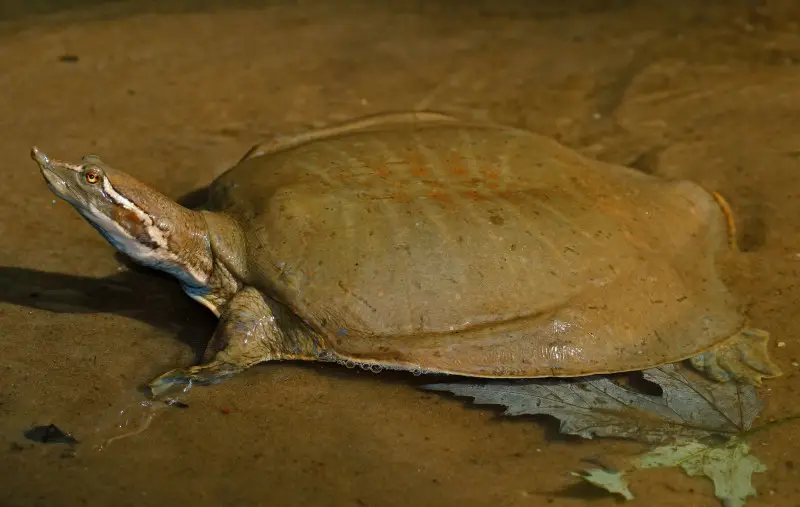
[688,328,783,385]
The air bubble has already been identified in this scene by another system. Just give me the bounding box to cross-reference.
[344,360,355,369]
[369,365,384,374]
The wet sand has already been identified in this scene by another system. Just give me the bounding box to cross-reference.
[1,1,799,506]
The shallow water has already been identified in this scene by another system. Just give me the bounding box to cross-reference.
[1,1,800,506]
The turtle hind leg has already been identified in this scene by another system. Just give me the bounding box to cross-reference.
[148,286,323,398]
[688,328,783,385]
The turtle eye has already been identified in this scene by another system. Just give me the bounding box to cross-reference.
[84,167,102,185]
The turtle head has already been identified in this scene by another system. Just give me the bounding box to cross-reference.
[31,146,213,289]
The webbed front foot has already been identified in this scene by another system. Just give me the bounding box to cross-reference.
[148,361,242,398]
[688,328,783,385]
[147,286,323,399]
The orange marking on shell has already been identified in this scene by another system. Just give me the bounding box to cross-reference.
[375,166,389,177]
[447,152,469,176]
[406,149,428,178]
[464,189,491,201]
[482,167,500,180]
[428,189,453,204]
[411,166,427,177]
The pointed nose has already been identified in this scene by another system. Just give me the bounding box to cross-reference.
[31,146,49,167]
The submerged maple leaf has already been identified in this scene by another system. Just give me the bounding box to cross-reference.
[423,362,762,444]
[422,362,769,507]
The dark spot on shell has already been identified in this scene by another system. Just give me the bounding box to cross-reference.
[489,215,504,225]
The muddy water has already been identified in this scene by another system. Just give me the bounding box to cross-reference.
[1,1,799,506]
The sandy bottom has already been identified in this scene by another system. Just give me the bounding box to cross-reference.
[1,1,799,506]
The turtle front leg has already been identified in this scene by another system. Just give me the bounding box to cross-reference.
[688,328,783,385]
[148,286,323,398]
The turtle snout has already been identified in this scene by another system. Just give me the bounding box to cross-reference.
[40,166,68,197]
[31,147,77,199]
[30,146,53,169]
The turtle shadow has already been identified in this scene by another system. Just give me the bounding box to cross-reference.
[176,186,210,209]
[0,187,220,359]
[287,362,602,444]
[0,261,460,392]
[0,259,216,360]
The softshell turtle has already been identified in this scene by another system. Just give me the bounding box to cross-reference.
[31,111,781,397]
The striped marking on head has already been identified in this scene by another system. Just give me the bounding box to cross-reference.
[100,177,168,250]
[86,171,208,287]
[33,146,210,288]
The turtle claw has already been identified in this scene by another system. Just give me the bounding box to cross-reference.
[147,362,241,399]
[688,328,783,385]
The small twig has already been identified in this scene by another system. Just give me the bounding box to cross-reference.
[97,411,156,450]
